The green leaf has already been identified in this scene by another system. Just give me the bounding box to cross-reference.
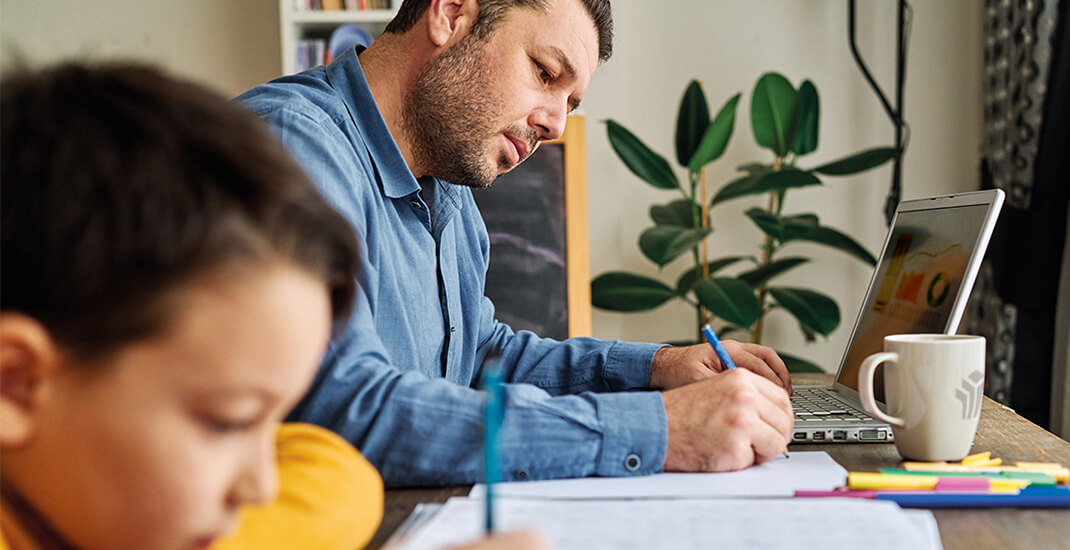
[768,286,840,336]
[674,80,710,167]
[790,80,820,156]
[736,162,772,175]
[605,119,679,190]
[638,226,713,267]
[750,72,797,157]
[738,257,810,287]
[744,209,818,242]
[591,272,676,311]
[798,322,818,343]
[675,256,750,295]
[711,169,821,205]
[693,277,761,327]
[792,225,877,266]
[780,213,820,241]
[812,147,898,176]
[688,93,741,172]
[650,199,700,227]
[745,208,781,239]
[779,352,826,373]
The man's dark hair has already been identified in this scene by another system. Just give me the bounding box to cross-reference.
[1,61,361,360]
[384,0,613,62]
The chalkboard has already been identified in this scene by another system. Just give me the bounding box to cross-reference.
[471,116,590,340]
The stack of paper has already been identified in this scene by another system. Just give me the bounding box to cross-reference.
[389,452,943,550]
[393,496,942,550]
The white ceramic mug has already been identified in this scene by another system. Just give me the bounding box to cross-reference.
[857,334,986,461]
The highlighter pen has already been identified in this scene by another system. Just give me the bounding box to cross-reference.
[702,324,789,458]
[480,359,505,534]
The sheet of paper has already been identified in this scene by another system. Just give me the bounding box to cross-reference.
[393,496,943,550]
[469,451,846,499]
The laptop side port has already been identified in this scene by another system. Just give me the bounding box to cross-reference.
[812,432,826,441]
[793,432,807,441]
[859,429,882,441]
[833,430,847,441]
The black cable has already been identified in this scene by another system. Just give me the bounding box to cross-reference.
[848,0,911,226]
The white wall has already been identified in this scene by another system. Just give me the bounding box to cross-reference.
[0,0,282,96]
[583,1,983,371]
[1,0,983,372]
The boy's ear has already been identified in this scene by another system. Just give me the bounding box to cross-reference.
[0,313,58,448]
[425,0,479,48]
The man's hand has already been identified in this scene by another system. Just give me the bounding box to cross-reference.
[661,369,793,472]
[650,341,791,395]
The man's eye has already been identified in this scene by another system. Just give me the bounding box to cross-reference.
[536,63,552,83]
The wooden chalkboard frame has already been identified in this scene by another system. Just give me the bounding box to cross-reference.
[553,115,591,337]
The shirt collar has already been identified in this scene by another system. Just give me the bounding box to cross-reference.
[326,46,420,200]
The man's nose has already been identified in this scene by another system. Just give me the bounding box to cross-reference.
[228,433,279,509]
[530,93,569,141]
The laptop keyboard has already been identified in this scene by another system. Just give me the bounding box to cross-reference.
[792,387,882,424]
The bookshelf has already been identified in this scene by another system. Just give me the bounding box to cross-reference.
[279,1,398,75]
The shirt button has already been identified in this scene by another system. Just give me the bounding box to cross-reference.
[408,199,422,208]
[624,453,642,472]
[450,326,457,332]
[514,468,529,480]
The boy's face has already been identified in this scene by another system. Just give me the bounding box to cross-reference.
[1,263,331,550]
[403,0,599,188]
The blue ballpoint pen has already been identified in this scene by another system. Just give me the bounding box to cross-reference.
[701,324,737,370]
[481,359,505,534]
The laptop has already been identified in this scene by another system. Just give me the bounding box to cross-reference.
[791,189,1005,443]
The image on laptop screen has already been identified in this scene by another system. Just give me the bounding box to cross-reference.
[836,203,993,392]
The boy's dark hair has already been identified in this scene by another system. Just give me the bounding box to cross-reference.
[1,61,360,360]
[384,0,613,62]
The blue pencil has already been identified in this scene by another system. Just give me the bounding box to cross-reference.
[701,324,737,370]
[480,359,505,534]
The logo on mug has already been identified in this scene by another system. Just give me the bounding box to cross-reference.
[954,370,984,419]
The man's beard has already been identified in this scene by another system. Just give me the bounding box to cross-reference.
[401,34,534,189]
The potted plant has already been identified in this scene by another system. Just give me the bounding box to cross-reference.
[591,72,897,372]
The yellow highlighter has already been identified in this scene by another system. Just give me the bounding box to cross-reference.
[961,451,991,465]
[848,472,1030,493]
[1014,463,1070,484]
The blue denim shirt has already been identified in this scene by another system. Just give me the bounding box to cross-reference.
[237,48,668,487]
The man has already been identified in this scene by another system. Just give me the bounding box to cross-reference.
[238,0,794,487]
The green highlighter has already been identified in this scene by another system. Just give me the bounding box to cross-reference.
[880,468,1057,486]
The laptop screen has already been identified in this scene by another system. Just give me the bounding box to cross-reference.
[835,203,993,392]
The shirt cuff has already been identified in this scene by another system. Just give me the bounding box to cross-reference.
[602,340,665,390]
[593,390,667,476]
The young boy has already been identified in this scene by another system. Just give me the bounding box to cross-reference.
[0,62,543,550]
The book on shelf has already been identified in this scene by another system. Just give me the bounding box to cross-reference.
[294,0,392,10]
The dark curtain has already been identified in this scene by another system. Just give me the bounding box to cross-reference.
[969,0,1070,429]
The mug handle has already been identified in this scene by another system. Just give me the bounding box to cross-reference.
[857,351,906,427]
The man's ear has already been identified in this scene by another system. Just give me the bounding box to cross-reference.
[425,0,480,48]
[0,313,59,448]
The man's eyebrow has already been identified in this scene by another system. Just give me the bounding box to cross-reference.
[548,46,582,113]
[549,46,578,81]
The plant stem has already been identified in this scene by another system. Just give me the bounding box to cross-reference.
[752,157,783,345]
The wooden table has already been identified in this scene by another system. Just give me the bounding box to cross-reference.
[369,374,1070,549]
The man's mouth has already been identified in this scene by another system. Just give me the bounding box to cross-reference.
[504,133,530,165]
